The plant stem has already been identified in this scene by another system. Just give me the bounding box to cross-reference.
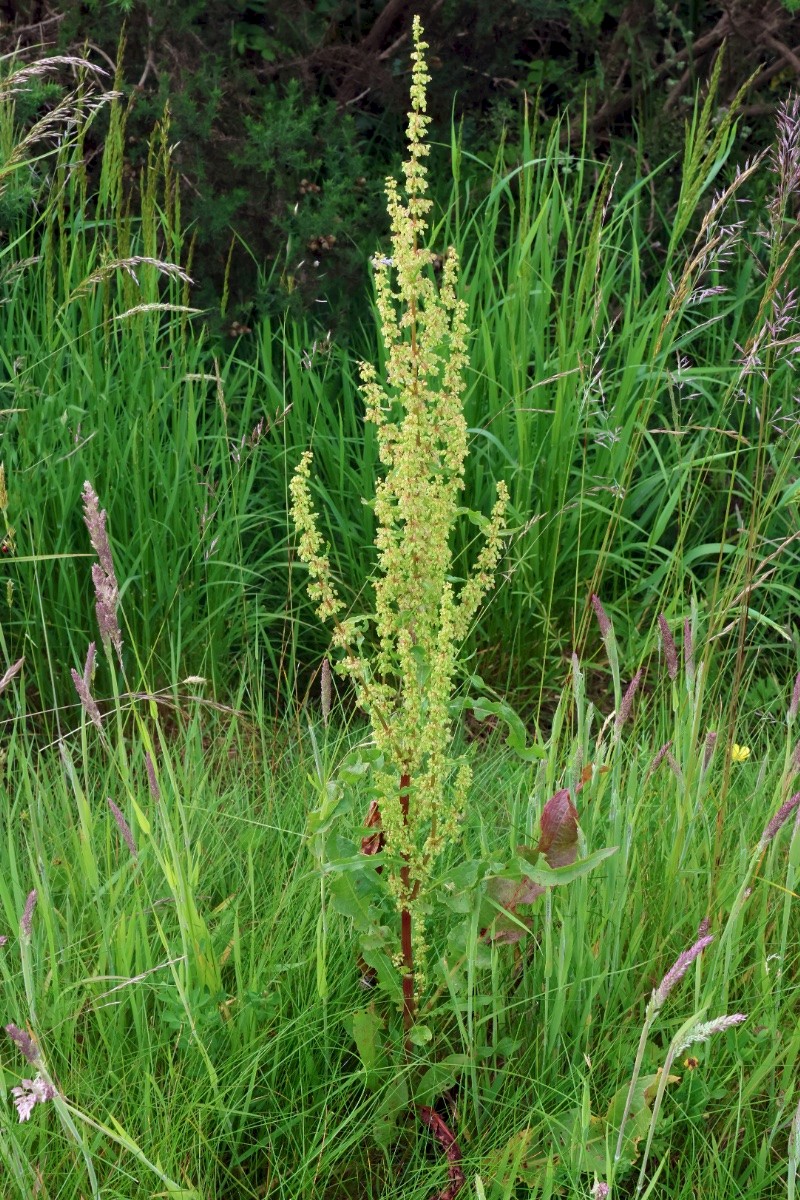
[399,772,416,1032]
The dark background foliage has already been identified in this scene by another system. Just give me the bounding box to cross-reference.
[3,0,800,331]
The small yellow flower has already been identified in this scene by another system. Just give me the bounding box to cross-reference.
[731,744,751,763]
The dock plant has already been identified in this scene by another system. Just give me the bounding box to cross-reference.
[291,18,614,1190]
[291,15,509,1031]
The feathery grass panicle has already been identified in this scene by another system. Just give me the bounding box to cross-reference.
[789,671,800,724]
[652,934,714,1010]
[590,594,613,641]
[11,1075,56,1123]
[0,656,24,696]
[144,751,161,802]
[615,668,642,732]
[759,791,800,850]
[20,890,36,941]
[82,483,123,664]
[107,798,137,862]
[5,1023,39,1064]
[657,614,678,680]
[71,643,102,731]
[674,1012,747,1053]
[645,740,672,780]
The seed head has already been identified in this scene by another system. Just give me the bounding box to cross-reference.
[615,668,643,731]
[657,614,678,680]
[20,889,37,940]
[759,791,800,851]
[591,594,613,641]
[0,656,24,696]
[652,934,714,1009]
[107,798,137,861]
[5,1023,39,1063]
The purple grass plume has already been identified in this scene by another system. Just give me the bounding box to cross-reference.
[657,615,678,680]
[591,594,613,641]
[789,671,800,724]
[592,1183,609,1199]
[20,890,37,940]
[759,791,800,851]
[646,741,671,780]
[82,482,123,664]
[12,1075,56,1122]
[5,1023,39,1063]
[107,798,138,861]
[145,750,161,801]
[71,642,102,730]
[666,749,683,782]
[652,934,714,1009]
[616,668,643,731]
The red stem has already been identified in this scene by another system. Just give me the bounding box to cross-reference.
[399,772,415,1032]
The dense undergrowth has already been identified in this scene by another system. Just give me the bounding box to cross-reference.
[0,43,799,1200]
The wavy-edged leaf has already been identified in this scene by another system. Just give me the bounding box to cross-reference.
[536,787,579,868]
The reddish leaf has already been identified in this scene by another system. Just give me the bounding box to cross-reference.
[361,799,384,858]
[487,875,545,909]
[536,788,579,868]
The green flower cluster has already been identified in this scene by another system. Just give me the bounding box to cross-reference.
[290,16,508,986]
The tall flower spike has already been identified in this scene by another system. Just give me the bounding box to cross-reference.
[645,740,672,780]
[290,18,508,999]
[674,1012,747,1054]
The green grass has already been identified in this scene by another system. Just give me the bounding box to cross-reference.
[0,50,798,1200]
[1,640,798,1197]
[3,62,799,720]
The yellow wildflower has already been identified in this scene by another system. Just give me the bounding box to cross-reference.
[731,744,751,763]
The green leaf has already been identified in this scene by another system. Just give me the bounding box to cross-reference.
[328,869,382,930]
[372,1075,409,1148]
[469,698,545,761]
[516,845,617,887]
[360,944,404,1006]
[351,1007,385,1086]
[414,1056,465,1104]
[408,1023,433,1046]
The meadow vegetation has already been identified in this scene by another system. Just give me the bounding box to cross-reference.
[1,29,799,1200]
